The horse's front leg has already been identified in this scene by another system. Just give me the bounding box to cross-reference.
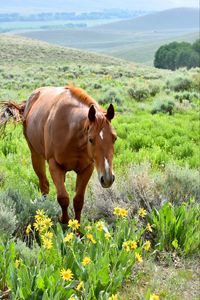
[48,158,69,224]
[74,164,94,223]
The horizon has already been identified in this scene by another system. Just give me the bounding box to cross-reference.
[0,0,199,13]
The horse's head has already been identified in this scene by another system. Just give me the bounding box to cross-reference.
[87,104,117,188]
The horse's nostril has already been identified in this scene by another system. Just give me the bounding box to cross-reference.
[101,176,104,185]
[112,175,115,183]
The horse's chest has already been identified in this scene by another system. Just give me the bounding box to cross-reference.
[55,146,90,173]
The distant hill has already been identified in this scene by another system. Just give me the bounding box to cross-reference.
[17,7,199,65]
[94,8,199,31]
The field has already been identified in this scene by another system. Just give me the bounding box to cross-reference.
[0,35,200,300]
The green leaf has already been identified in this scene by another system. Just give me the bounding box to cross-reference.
[36,275,45,291]
[42,290,50,300]
[172,238,179,249]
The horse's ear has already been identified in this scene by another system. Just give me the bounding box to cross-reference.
[88,104,96,122]
[106,104,115,121]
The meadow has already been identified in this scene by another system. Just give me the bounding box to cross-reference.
[0,35,199,299]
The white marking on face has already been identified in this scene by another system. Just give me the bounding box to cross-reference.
[104,158,110,176]
[100,130,104,140]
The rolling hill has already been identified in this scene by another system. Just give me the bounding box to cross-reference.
[18,7,199,65]
[93,7,199,31]
[0,35,128,67]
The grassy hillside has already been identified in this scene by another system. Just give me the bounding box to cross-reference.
[18,8,199,65]
[0,35,128,66]
[94,8,199,31]
[0,35,199,300]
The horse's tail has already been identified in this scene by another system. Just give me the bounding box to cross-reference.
[0,100,26,135]
[0,91,41,136]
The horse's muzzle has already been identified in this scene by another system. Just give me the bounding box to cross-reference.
[100,174,115,188]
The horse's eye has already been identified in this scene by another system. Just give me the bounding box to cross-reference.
[89,138,94,144]
[113,136,117,143]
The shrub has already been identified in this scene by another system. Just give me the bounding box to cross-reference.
[151,97,175,115]
[175,91,199,102]
[0,189,59,236]
[155,163,200,204]
[190,70,200,91]
[85,163,161,222]
[0,203,17,238]
[166,76,192,92]
[128,85,150,101]
[99,90,122,105]
[148,83,160,96]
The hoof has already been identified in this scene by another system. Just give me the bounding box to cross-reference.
[58,215,69,224]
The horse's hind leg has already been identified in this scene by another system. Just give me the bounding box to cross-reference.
[31,150,49,197]
[48,158,69,223]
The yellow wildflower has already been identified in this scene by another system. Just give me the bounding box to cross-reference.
[33,221,40,231]
[108,294,118,300]
[25,224,32,235]
[60,268,74,281]
[143,240,151,251]
[41,231,53,240]
[82,256,91,266]
[113,207,128,217]
[135,253,143,263]
[42,238,53,250]
[69,297,75,300]
[123,240,137,251]
[150,293,160,300]
[105,232,111,240]
[76,281,84,291]
[138,207,147,218]
[42,217,53,230]
[146,223,153,232]
[86,233,96,244]
[122,241,130,252]
[129,240,137,250]
[113,207,121,216]
[15,259,21,268]
[96,221,104,231]
[35,209,45,219]
[63,232,74,242]
[68,219,80,231]
[120,208,128,217]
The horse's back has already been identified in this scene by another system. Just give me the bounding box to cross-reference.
[24,87,70,156]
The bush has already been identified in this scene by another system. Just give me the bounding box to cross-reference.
[85,163,161,222]
[174,91,199,102]
[0,203,17,238]
[99,90,122,105]
[166,76,192,92]
[0,189,59,236]
[148,83,160,96]
[151,97,175,115]
[156,163,200,204]
[128,85,150,101]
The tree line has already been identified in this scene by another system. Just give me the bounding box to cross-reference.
[154,39,200,70]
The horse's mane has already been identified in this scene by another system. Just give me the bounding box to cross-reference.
[65,85,101,109]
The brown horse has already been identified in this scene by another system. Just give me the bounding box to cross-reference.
[2,85,116,224]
